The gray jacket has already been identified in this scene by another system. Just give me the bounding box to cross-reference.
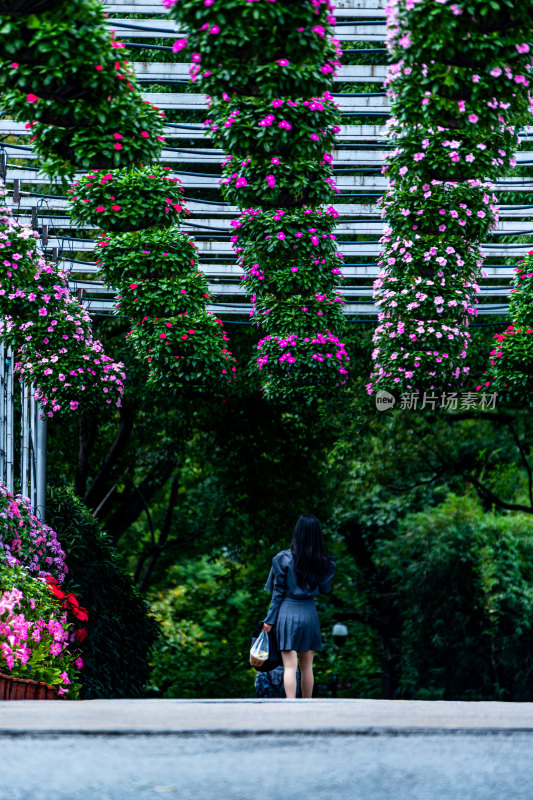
[264,549,336,625]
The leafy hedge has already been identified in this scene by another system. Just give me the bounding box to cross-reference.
[46,486,159,699]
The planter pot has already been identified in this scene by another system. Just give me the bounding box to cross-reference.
[106,218,159,233]
[0,0,60,14]
[0,671,60,700]
[36,109,85,128]
[33,82,93,102]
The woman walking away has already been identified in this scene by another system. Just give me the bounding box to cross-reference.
[263,514,336,699]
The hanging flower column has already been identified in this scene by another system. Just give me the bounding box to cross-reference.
[0,180,125,417]
[167,0,349,400]
[0,0,166,177]
[367,0,533,395]
[481,251,533,398]
[69,166,237,392]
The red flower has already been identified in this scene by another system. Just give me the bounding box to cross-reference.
[46,580,66,601]
[95,65,103,71]
[74,628,88,643]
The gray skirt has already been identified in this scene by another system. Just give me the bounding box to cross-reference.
[276,597,323,652]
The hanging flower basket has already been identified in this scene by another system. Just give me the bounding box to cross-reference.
[0,671,61,700]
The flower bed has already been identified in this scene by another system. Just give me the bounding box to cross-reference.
[481,252,533,398]
[0,565,84,697]
[0,485,67,581]
[0,485,87,699]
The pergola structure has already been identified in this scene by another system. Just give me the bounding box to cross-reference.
[1,0,532,506]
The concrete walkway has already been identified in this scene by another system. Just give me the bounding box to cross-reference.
[3,701,533,800]
[2,698,533,735]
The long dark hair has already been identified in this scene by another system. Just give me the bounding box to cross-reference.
[291,514,332,591]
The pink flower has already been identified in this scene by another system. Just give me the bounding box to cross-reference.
[111,205,121,211]
[173,38,188,53]
[114,143,122,150]
[26,93,39,103]
[96,206,105,212]
[278,59,289,66]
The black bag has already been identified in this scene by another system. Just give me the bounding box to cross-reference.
[250,621,283,672]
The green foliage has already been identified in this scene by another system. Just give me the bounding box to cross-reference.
[167,0,340,97]
[95,228,201,286]
[383,121,520,183]
[68,165,185,233]
[128,311,237,393]
[116,273,210,320]
[0,562,83,696]
[0,1,119,98]
[252,293,346,336]
[29,99,165,180]
[147,557,260,698]
[206,95,340,159]
[382,494,533,700]
[220,155,337,208]
[46,487,159,698]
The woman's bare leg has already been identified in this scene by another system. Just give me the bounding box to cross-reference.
[281,650,298,698]
[299,650,315,698]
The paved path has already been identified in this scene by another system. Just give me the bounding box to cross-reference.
[2,701,533,800]
[3,698,533,734]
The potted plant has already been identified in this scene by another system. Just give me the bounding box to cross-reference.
[69,165,185,232]
[128,311,237,392]
[95,228,201,285]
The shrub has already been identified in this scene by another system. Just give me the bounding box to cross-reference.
[45,487,160,699]
[383,494,533,700]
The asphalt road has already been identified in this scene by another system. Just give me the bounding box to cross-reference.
[2,732,533,800]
